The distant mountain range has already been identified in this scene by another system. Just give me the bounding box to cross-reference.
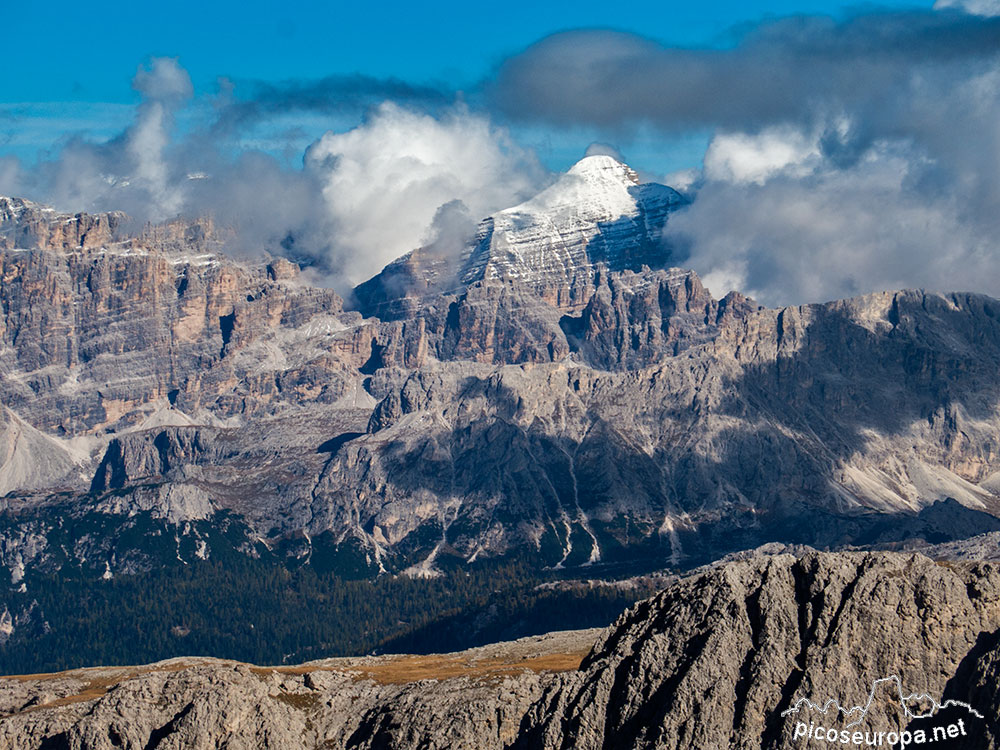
[2,156,1000,666]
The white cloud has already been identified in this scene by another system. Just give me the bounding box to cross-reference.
[933,0,1000,16]
[125,59,192,220]
[661,26,1000,308]
[132,58,193,103]
[0,157,22,197]
[703,127,819,185]
[663,167,700,192]
[304,103,545,285]
[34,58,192,222]
[8,62,547,291]
[584,141,625,161]
[670,141,995,305]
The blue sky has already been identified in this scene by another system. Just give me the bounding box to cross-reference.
[4,1,929,100]
[3,0,930,173]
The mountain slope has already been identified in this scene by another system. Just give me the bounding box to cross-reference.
[460,155,685,306]
[2,180,1000,582]
[2,551,998,749]
[4,161,1000,669]
[315,285,1000,570]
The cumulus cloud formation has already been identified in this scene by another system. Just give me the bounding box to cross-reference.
[13,58,194,222]
[200,101,544,286]
[671,52,1000,300]
[669,116,1000,304]
[304,103,543,284]
[126,58,192,219]
[4,60,543,291]
[702,127,819,185]
[670,139,992,304]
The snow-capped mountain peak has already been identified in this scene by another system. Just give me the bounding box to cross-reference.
[509,155,644,219]
[459,156,685,308]
[354,154,687,316]
[566,154,640,184]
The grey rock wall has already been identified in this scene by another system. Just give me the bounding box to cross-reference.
[2,552,998,749]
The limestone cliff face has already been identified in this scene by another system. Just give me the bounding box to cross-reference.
[0,197,125,252]
[2,552,998,749]
[0,243,370,437]
[3,185,1000,580]
[562,266,730,368]
[6,251,1000,578]
[355,264,736,371]
[328,285,1000,569]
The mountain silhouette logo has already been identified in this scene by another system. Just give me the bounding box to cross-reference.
[782,675,985,748]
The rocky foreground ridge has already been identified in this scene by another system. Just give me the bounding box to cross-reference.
[2,551,998,749]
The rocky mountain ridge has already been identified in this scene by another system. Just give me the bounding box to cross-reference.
[2,551,998,749]
[0,197,125,252]
[3,156,1000,660]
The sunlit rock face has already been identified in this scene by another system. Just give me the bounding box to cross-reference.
[3,158,1000,584]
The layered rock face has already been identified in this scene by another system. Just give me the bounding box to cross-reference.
[320,285,1000,570]
[0,238,370,438]
[0,199,383,581]
[0,197,125,252]
[3,154,1000,583]
[2,552,998,749]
